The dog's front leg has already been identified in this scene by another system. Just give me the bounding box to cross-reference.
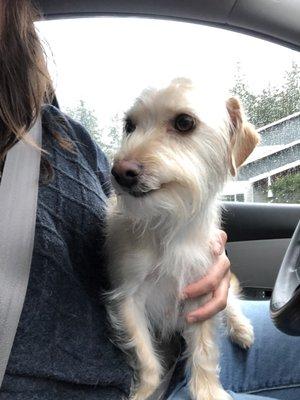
[225,289,254,350]
[121,296,163,400]
[184,320,232,400]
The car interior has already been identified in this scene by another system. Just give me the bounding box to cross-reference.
[2,3,300,398]
[35,0,300,331]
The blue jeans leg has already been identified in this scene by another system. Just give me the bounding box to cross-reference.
[168,300,300,400]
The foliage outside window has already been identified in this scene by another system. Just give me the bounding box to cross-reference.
[269,172,300,203]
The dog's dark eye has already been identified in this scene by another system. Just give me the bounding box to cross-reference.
[124,118,136,135]
[174,114,196,133]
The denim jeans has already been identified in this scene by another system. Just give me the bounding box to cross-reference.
[167,301,300,400]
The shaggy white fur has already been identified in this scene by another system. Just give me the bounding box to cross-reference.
[106,78,259,400]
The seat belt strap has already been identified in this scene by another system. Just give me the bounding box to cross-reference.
[0,116,42,386]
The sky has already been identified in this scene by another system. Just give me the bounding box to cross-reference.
[36,17,300,128]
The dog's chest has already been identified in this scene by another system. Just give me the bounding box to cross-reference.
[141,245,212,335]
[142,272,183,335]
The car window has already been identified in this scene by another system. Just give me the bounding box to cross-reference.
[36,18,300,204]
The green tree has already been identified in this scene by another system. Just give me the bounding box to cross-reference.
[230,62,256,122]
[270,173,300,203]
[67,100,122,161]
[252,84,282,127]
[280,61,300,117]
[67,100,100,139]
[101,114,123,161]
[231,62,300,128]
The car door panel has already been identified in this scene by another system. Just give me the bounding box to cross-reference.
[222,202,300,295]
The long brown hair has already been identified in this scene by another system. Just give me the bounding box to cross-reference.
[0,0,74,183]
[0,0,53,162]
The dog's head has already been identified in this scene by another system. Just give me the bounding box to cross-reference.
[111,78,259,219]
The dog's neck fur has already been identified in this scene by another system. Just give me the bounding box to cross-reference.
[113,192,220,281]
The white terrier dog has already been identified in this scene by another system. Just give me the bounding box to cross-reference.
[106,78,259,400]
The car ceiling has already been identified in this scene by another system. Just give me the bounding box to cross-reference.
[36,0,300,51]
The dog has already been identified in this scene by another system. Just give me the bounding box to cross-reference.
[106,78,259,400]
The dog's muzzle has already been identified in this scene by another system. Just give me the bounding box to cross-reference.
[111,160,142,188]
[111,160,148,197]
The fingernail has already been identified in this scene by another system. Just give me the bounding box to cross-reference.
[187,316,197,323]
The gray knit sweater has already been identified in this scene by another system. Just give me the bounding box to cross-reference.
[0,105,132,400]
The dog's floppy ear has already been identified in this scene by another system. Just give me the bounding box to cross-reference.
[226,97,260,176]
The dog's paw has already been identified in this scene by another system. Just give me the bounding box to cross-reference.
[230,318,254,349]
[130,385,157,400]
[190,385,232,400]
[130,373,160,400]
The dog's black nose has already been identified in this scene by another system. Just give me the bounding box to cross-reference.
[111,160,143,188]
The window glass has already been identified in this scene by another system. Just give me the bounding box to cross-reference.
[36,18,300,204]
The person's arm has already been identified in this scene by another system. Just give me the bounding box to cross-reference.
[182,230,231,323]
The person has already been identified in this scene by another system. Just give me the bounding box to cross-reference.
[0,1,299,399]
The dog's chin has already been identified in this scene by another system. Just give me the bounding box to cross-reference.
[112,180,159,198]
[128,189,155,198]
